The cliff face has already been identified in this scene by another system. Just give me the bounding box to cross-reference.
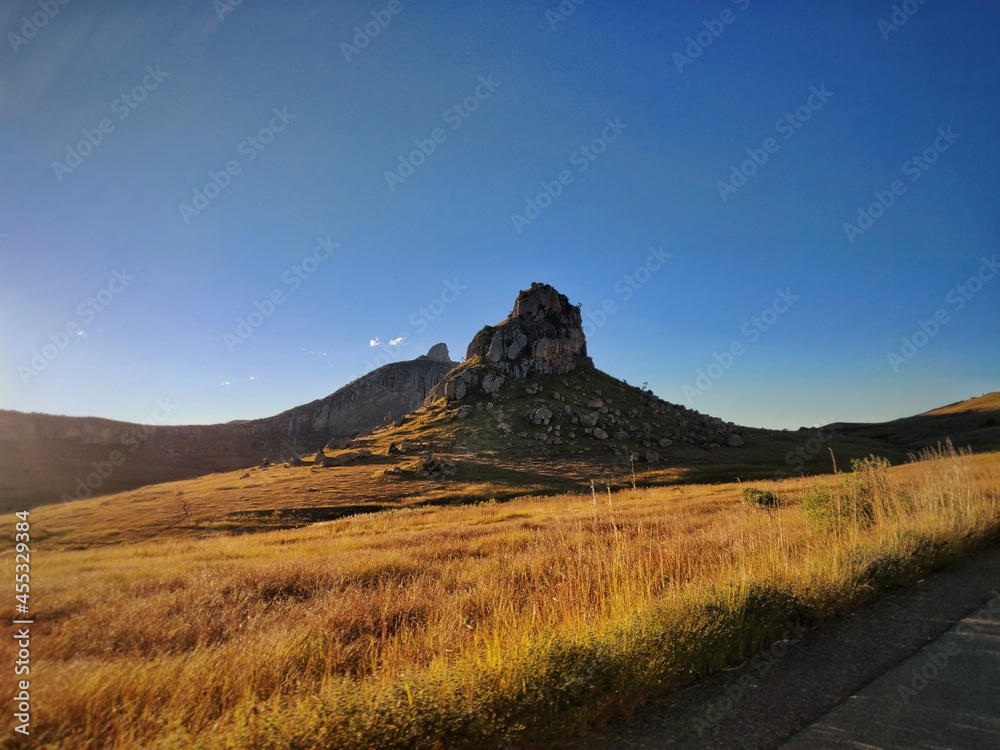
[0,345,457,509]
[251,355,456,440]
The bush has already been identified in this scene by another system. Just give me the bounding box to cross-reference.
[800,455,894,530]
[800,484,837,530]
[741,486,782,509]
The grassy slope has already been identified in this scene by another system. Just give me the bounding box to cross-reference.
[24,368,905,549]
[2,449,998,748]
[923,391,1000,415]
[831,392,1000,453]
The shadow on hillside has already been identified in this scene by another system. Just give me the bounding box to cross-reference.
[209,504,390,533]
[832,410,1000,454]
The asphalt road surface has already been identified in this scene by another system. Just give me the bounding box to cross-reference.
[569,543,1000,750]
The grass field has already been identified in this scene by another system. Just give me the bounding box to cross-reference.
[2,443,998,748]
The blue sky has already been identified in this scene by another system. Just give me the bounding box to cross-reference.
[1,0,998,430]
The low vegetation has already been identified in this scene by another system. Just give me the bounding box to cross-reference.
[740,485,783,509]
[2,445,998,748]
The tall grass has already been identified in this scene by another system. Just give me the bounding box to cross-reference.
[3,449,998,748]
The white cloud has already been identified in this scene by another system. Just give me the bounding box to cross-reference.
[389,336,406,346]
[221,381,231,386]
[249,376,257,381]
[369,337,381,347]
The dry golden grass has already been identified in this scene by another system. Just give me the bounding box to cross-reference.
[2,447,999,748]
[923,391,1000,415]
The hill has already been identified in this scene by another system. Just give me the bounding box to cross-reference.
[829,391,1000,454]
[24,284,906,547]
[0,345,456,512]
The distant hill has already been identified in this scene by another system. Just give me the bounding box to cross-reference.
[830,392,1000,454]
[922,392,1000,416]
[0,345,457,511]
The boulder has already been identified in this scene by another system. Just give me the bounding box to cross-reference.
[482,372,503,394]
[322,451,363,467]
[531,406,554,425]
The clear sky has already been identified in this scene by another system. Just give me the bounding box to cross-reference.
[1,0,998,430]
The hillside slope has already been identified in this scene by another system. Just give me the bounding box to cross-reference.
[0,345,457,511]
[830,391,1000,454]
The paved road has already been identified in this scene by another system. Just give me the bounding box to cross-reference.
[569,544,1000,750]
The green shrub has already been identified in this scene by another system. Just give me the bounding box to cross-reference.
[741,486,782,509]
[800,456,894,531]
[800,484,837,530]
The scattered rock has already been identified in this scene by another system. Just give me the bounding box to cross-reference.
[408,454,457,480]
[659,438,673,448]
[322,451,364,467]
[726,433,744,447]
[645,450,660,463]
[531,406,554,425]
[593,427,609,440]
[579,412,600,429]
[587,398,605,409]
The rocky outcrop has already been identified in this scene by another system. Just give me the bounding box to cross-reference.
[428,283,593,402]
[418,343,456,364]
[260,350,454,440]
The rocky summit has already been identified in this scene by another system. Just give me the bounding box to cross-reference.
[429,282,593,402]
